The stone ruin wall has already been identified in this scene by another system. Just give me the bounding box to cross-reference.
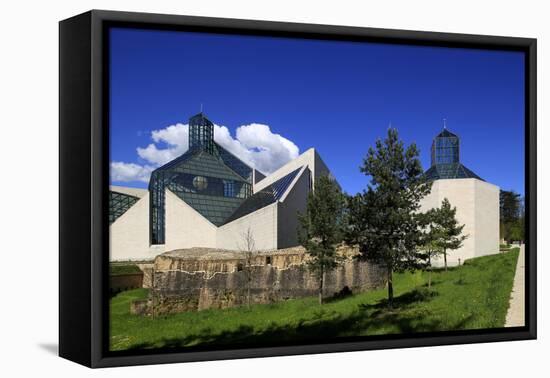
[132,246,386,315]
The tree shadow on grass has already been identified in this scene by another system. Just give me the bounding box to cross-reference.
[125,288,472,352]
[324,286,353,304]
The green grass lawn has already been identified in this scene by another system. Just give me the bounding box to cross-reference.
[110,264,142,276]
[110,248,519,351]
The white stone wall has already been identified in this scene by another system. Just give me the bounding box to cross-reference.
[419,178,500,267]
[277,167,310,248]
[474,179,500,258]
[313,149,331,187]
[255,149,313,192]
[109,193,153,261]
[164,189,217,251]
[217,203,278,251]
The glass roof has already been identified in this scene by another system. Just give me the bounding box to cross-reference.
[426,127,482,181]
[223,167,303,224]
[149,148,254,242]
[214,142,255,181]
[147,113,265,243]
[435,129,459,138]
[425,163,483,181]
[109,191,140,224]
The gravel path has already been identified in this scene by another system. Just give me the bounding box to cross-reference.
[505,244,525,327]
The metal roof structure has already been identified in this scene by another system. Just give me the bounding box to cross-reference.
[435,128,459,139]
[148,113,264,244]
[223,167,303,225]
[426,127,483,181]
[109,191,140,224]
[425,162,483,181]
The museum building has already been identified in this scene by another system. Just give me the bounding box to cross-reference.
[420,127,500,267]
[109,115,499,265]
[109,112,331,261]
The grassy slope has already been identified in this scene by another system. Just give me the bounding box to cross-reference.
[110,264,142,276]
[110,249,519,351]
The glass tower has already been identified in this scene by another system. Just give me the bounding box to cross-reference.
[425,127,483,181]
[431,128,459,165]
[189,112,215,154]
[148,112,254,245]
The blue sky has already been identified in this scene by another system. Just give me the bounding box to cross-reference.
[109,27,525,196]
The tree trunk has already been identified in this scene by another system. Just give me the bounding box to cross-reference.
[428,255,432,289]
[246,252,252,309]
[247,274,251,309]
[318,268,324,305]
[387,267,394,308]
[444,249,448,272]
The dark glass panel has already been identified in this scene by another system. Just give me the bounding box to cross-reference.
[109,191,140,225]
[224,167,304,224]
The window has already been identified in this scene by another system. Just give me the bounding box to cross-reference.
[431,135,459,165]
[193,175,208,190]
[223,180,235,197]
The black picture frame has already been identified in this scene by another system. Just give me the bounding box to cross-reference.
[59,9,537,368]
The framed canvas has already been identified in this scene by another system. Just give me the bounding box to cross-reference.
[59,10,537,368]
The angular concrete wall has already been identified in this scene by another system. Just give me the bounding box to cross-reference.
[109,193,152,261]
[217,203,278,251]
[474,179,500,258]
[277,167,310,248]
[419,178,499,267]
[164,189,217,251]
[254,148,330,192]
[313,149,331,187]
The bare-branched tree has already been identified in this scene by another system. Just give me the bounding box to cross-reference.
[239,227,256,309]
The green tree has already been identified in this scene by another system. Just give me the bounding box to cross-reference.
[433,198,467,271]
[499,190,523,243]
[418,209,443,289]
[500,190,521,223]
[345,128,431,307]
[509,222,523,243]
[298,175,345,305]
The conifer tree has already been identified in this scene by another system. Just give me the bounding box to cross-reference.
[499,190,524,243]
[418,208,443,289]
[345,128,431,307]
[298,175,345,305]
[434,198,467,271]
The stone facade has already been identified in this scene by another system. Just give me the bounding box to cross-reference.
[136,263,154,288]
[109,191,153,261]
[137,246,385,314]
[216,202,278,251]
[419,178,500,267]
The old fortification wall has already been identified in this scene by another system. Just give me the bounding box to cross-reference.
[136,246,385,314]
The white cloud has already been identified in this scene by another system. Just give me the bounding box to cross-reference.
[235,123,300,174]
[136,123,189,166]
[111,121,299,184]
[110,162,154,183]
